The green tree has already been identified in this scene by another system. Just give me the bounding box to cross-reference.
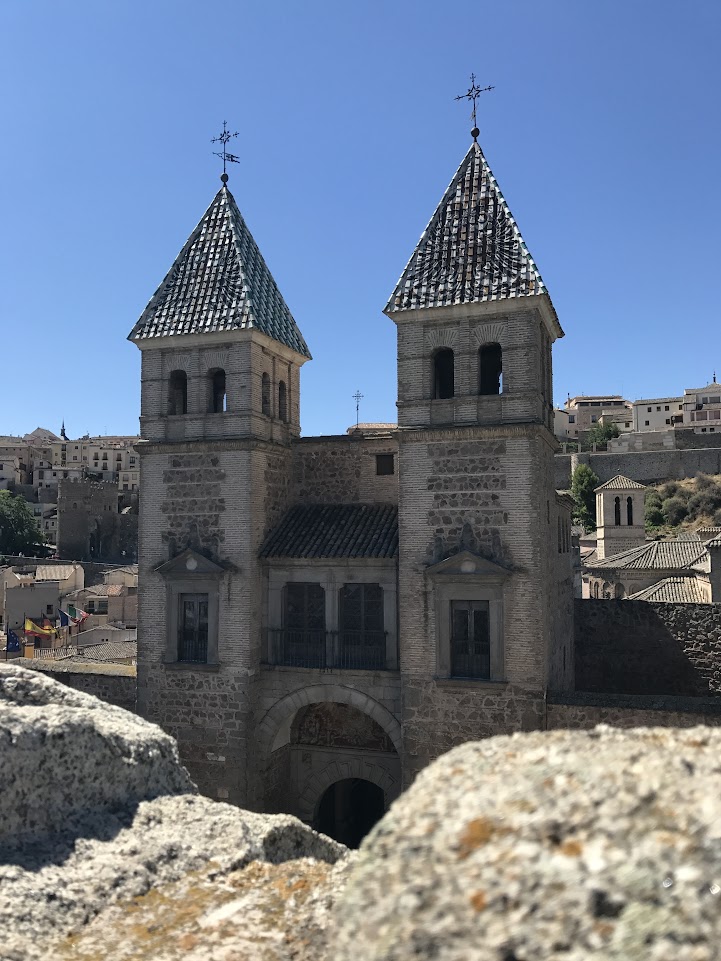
[570,463,600,532]
[585,422,620,446]
[662,496,688,526]
[644,489,664,528]
[0,491,44,555]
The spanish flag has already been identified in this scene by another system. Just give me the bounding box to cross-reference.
[24,618,56,637]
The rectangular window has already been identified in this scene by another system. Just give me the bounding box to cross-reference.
[591,415,597,423]
[376,453,395,476]
[280,583,325,667]
[647,407,652,412]
[450,600,490,679]
[339,583,385,669]
[665,405,669,411]
[46,604,53,615]
[645,420,650,426]
[178,593,209,663]
[656,406,661,411]
[568,414,575,423]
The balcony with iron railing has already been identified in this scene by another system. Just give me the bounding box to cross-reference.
[267,629,393,671]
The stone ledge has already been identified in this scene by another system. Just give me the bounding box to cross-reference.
[260,664,400,679]
[549,690,721,714]
[433,677,510,691]
[162,660,220,673]
[11,658,136,678]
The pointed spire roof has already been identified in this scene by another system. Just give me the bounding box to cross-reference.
[385,142,561,333]
[129,186,310,358]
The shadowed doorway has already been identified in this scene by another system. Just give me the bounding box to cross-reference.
[315,778,385,848]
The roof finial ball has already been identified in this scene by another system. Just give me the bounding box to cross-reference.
[220,172,229,184]
[455,74,494,143]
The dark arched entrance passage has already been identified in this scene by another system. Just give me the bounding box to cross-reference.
[315,778,385,848]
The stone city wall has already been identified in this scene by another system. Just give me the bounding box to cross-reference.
[575,598,721,696]
[555,446,721,488]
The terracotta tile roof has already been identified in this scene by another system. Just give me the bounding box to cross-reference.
[384,142,559,332]
[628,576,709,603]
[67,584,124,598]
[594,475,646,492]
[697,528,721,542]
[587,540,708,571]
[260,504,398,559]
[128,186,310,358]
[69,641,137,663]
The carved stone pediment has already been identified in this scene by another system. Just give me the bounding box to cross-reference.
[154,547,227,578]
[425,550,511,581]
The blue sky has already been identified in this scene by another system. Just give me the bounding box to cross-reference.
[1,0,719,438]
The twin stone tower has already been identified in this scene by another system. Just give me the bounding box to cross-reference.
[128,137,574,842]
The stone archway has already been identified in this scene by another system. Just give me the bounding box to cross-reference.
[257,683,402,757]
[296,756,400,823]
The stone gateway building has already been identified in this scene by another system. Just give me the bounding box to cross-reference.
[129,136,575,846]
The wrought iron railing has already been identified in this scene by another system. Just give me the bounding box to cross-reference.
[268,629,391,670]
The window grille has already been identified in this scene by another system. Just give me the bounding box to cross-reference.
[450,600,490,679]
[339,583,385,669]
[178,593,209,663]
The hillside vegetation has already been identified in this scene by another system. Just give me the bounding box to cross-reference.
[645,473,721,534]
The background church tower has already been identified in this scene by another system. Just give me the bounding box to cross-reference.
[385,135,574,782]
[129,176,311,803]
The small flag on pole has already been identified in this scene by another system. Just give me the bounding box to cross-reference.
[7,630,20,652]
[24,618,55,637]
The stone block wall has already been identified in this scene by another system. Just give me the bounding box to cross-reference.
[137,437,295,807]
[575,598,721,696]
[290,434,399,505]
[547,691,721,730]
[17,660,136,713]
[57,478,120,561]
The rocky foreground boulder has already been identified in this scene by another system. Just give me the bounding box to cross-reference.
[334,726,721,961]
[0,665,347,961]
[6,665,721,960]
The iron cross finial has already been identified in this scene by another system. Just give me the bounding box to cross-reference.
[454,74,494,141]
[211,121,241,183]
[352,390,364,429]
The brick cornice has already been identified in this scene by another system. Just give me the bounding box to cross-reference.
[136,437,289,456]
[396,422,559,451]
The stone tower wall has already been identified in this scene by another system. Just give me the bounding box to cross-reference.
[136,438,293,803]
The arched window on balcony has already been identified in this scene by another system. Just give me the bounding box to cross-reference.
[168,370,187,415]
[627,496,634,526]
[433,348,454,399]
[479,343,502,395]
[208,369,226,413]
[614,496,621,526]
[261,372,271,415]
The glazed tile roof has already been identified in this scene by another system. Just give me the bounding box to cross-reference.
[697,528,721,542]
[587,540,708,571]
[128,186,310,358]
[594,475,646,492]
[260,504,398,559]
[34,565,77,582]
[706,535,721,549]
[384,141,559,330]
[627,576,709,603]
